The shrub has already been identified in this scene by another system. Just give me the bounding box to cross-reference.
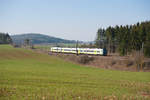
[78,55,94,64]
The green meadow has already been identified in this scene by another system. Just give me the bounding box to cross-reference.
[0,45,150,100]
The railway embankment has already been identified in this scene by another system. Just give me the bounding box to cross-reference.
[48,52,150,72]
[30,47,150,72]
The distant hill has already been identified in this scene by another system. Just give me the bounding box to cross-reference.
[11,33,77,44]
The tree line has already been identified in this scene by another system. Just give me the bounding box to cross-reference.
[95,21,150,57]
[0,33,12,44]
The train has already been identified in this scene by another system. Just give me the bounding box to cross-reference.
[50,47,107,56]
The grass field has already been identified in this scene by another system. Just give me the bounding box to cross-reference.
[34,45,51,51]
[0,45,150,100]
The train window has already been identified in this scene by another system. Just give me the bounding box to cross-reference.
[84,50,94,52]
[64,49,71,51]
[88,50,94,52]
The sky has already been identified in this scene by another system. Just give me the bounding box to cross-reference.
[0,0,150,41]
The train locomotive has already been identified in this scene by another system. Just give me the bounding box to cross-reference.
[50,47,107,56]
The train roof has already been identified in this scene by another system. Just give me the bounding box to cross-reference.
[51,47,104,50]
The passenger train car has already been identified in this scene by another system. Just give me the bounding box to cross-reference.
[50,47,107,56]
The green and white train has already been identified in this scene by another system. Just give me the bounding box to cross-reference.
[50,47,107,56]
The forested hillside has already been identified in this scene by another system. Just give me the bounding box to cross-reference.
[95,21,150,57]
[11,33,76,44]
[0,33,12,44]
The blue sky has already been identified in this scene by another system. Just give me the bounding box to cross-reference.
[0,0,150,41]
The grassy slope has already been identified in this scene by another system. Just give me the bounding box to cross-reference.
[0,45,150,100]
